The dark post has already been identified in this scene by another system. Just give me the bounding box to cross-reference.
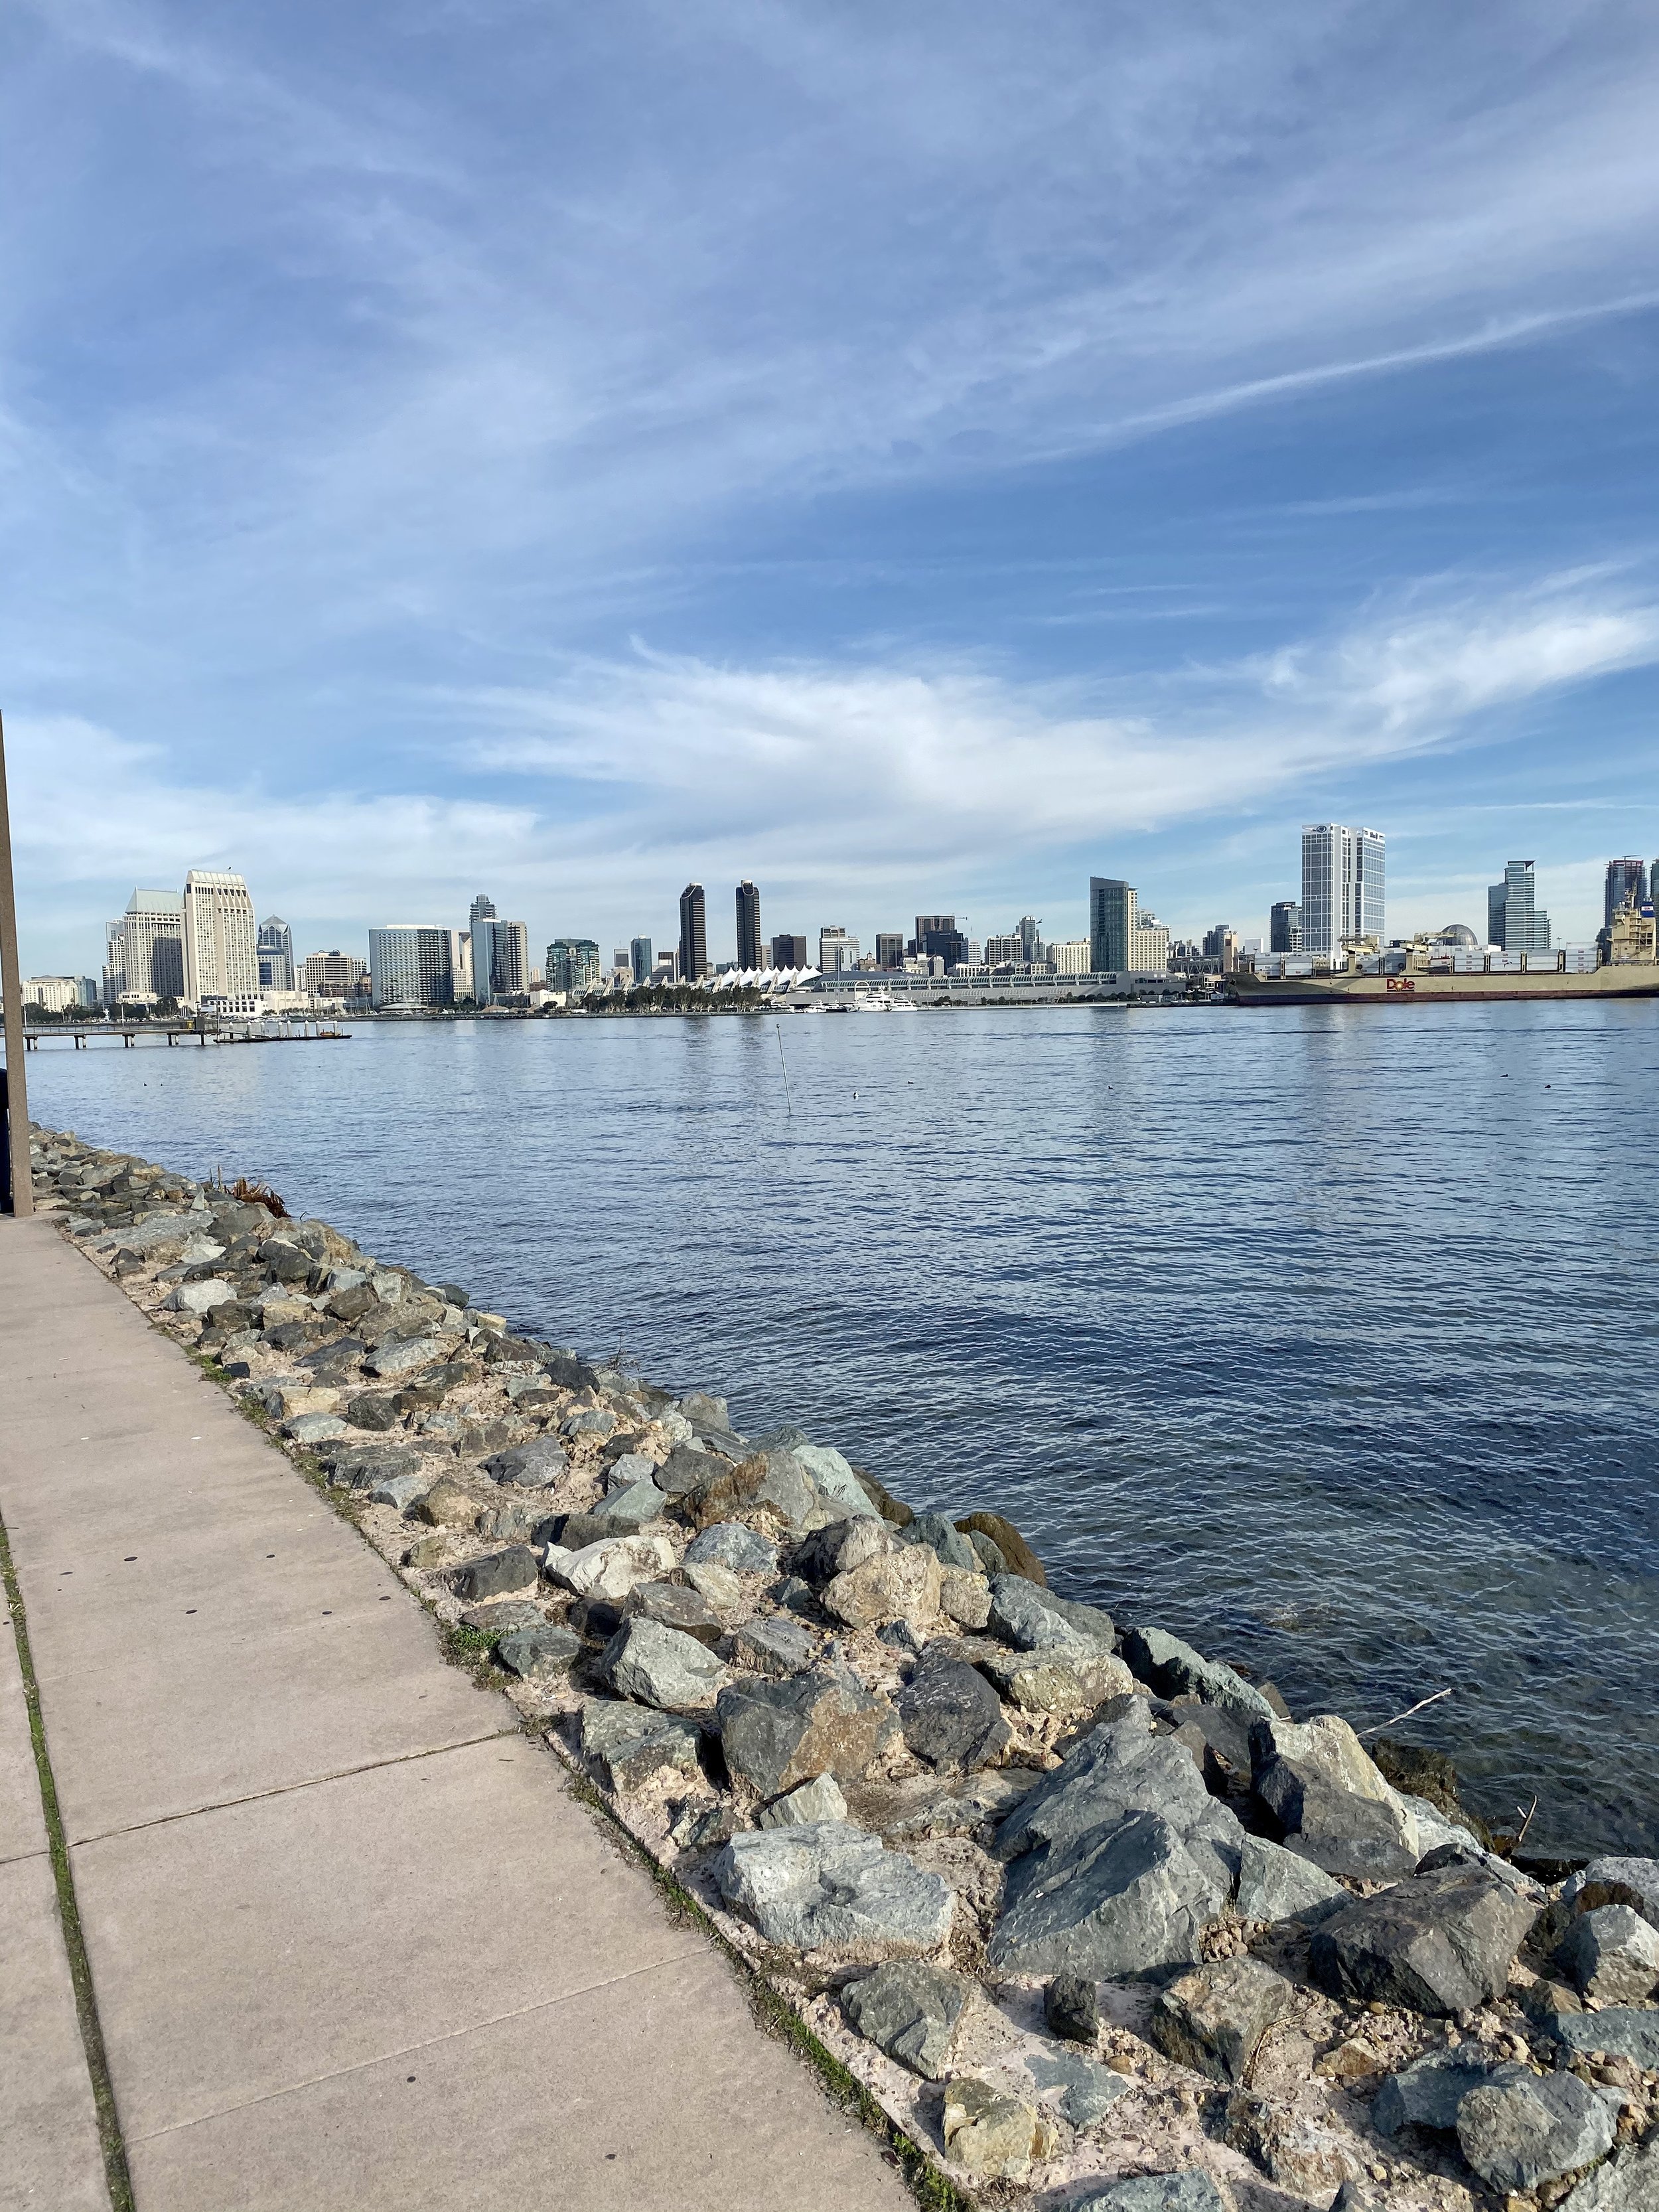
[0,711,33,1215]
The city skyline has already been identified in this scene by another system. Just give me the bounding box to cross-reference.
[9,8,1659,972]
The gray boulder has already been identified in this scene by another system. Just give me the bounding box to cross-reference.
[1235,1834,1348,1927]
[731,1616,817,1678]
[994,1699,1244,1893]
[602,1618,728,1712]
[1045,1969,1099,2043]
[654,1441,712,1497]
[622,1581,725,1648]
[1309,1860,1539,2015]
[1071,2172,1234,2212]
[1121,1625,1273,1723]
[1149,1956,1293,2083]
[1555,1904,1659,2004]
[714,1821,954,1958]
[1457,2067,1619,2193]
[591,1473,666,1534]
[757,1773,847,1828]
[792,1441,879,1520]
[1546,2006,1659,2069]
[1251,1712,1421,1879]
[369,1471,430,1512]
[482,1436,568,1489]
[897,1654,1012,1774]
[897,1512,979,1574]
[791,1516,894,1590]
[1372,2047,1506,2137]
[1027,2048,1132,2127]
[684,1521,777,1576]
[364,1334,449,1378]
[842,1958,971,2078]
[1560,2140,1659,2212]
[577,1700,703,1793]
[714,1666,898,1797]
[448,1545,540,1601]
[991,1574,1102,1653]
[988,1808,1228,1978]
[496,1625,583,1680]
[1559,1856,1659,1934]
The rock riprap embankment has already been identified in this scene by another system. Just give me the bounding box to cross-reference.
[28,1124,1659,2212]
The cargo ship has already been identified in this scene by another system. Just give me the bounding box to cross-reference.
[1227,962,1659,1007]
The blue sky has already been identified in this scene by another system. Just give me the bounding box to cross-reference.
[7,0,1659,970]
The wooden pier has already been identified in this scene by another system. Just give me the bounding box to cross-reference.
[22,1019,350,1051]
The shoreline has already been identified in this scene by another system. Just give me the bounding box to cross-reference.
[25,1118,1659,2212]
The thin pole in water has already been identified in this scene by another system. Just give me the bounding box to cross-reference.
[775,1022,792,1117]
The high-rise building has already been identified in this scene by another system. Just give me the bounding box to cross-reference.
[104,888,186,1005]
[492,919,530,997]
[1269,901,1303,954]
[913,915,967,968]
[1201,922,1238,973]
[257,916,294,992]
[630,936,654,985]
[302,951,366,999]
[1605,859,1648,930]
[1300,825,1385,956]
[1017,916,1042,961]
[874,932,905,970]
[770,933,808,970]
[679,884,709,981]
[182,869,260,1013]
[469,893,498,1005]
[1089,878,1136,973]
[1051,940,1091,976]
[1131,910,1171,972]
[1487,861,1551,953]
[547,938,603,994]
[818,926,860,974]
[735,881,762,970]
[368,926,455,1010]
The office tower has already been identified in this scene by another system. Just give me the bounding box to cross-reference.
[368,926,455,1009]
[913,915,967,968]
[818,926,860,974]
[1487,861,1551,952]
[257,916,295,992]
[679,883,709,981]
[735,881,762,970]
[1605,859,1648,929]
[455,934,474,999]
[492,919,530,997]
[546,938,603,994]
[1201,922,1238,973]
[106,888,186,1004]
[1269,901,1302,954]
[655,948,682,984]
[983,934,1021,966]
[1088,878,1137,972]
[302,951,365,998]
[1132,910,1171,972]
[1300,825,1386,956]
[630,936,654,985]
[469,893,498,1006]
[875,932,904,969]
[182,869,260,1013]
[771,932,808,969]
[1017,916,1042,961]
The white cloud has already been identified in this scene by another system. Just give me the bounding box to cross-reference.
[12,575,1656,965]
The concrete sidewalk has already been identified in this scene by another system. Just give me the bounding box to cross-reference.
[0,1217,912,2212]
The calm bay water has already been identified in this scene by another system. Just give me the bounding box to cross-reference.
[26,1001,1659,1854]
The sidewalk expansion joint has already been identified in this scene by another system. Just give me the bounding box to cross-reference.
[0,1502,137,2212]
[127,1944,704,2144]
[66,1722,523,1850]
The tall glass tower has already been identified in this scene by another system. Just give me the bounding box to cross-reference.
[1300,826,1385,956]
